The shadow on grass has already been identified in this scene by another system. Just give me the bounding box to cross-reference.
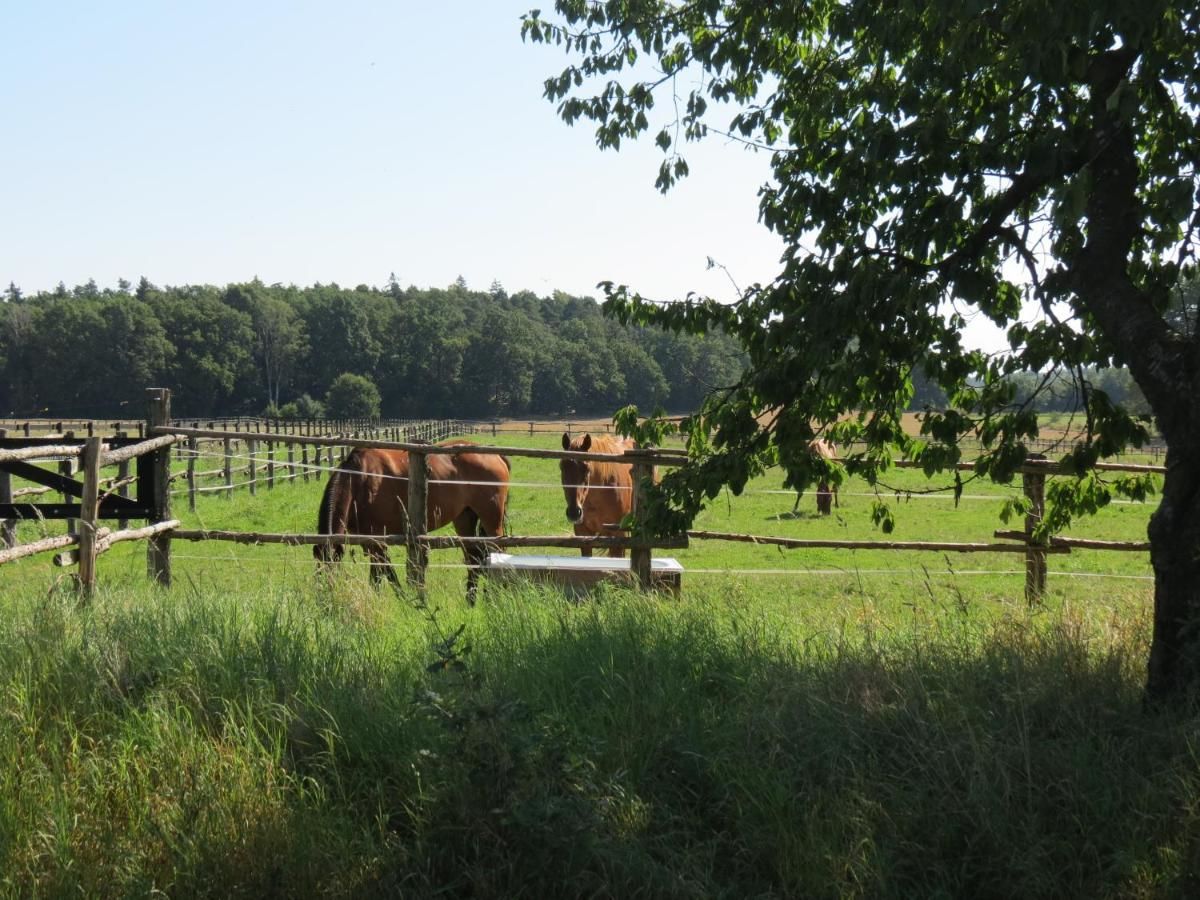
[1,582,1196,898]
[768,508,831,521]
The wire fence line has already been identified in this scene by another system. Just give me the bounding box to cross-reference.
[149,552,1157,583]
[166,456,1156,511]
[174,447,1160,505]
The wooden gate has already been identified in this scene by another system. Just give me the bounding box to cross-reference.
[0,436,157,521]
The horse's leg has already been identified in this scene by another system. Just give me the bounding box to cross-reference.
[367,542,396,587]
[383,543,403,588]
[367,554,383,585]
[367,547,384,585]
[574,524,593,558]
[454,509,486,606]
[608,498,627,558]
[816,481,832,515]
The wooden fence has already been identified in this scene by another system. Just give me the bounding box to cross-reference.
[0,389,1166,602]
[167,420,466,510]
[0,416,477,442]
[146,422,1162,602]
[0,428,180,597]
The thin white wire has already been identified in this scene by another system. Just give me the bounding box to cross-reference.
[169,478,259,496]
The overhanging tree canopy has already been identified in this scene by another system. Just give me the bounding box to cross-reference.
[523,1,1200,698]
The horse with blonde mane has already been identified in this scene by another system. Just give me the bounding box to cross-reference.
[792,438,838,515]
[559,432,649,558]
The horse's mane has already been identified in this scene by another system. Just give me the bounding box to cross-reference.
[314,452,358,561]
[584,434,635,484]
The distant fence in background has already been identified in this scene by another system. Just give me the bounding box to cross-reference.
[457,420,1167,462]
[1,417,472,512]
[164,419,468,511]
[3,416,1167,463]
[0,416,480,441]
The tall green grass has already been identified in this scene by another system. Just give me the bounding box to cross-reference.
[1,574,1197,898]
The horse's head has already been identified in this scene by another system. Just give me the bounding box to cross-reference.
[560,432,593,524]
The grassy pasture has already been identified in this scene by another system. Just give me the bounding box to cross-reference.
[2,430,1195,897]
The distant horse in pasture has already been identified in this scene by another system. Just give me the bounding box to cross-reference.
[793,438,839,516]
[560,432,651,558]
[314,441,510,603]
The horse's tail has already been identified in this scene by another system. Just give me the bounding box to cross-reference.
[499,465,513,536]
[314,452,358,563]
[499,454,513,533]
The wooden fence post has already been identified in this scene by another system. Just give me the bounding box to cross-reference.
[267,440,275,489]
[0,428,13,548]
[406,449,428,590]
[301,443,309,483]
[116,431,130,530]
[60,432,77,537]
[187,436,197,511]
[630,451,654,591]
[146,388,172,587]
[248,438,258,496]
[1023,455,1048,604]
[223,437,233,493]
[77,436,103,598]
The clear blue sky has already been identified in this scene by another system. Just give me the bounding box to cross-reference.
[1,1,784,305]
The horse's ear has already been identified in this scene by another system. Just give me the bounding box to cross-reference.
[580,434,591,452]
[562,432,571,451]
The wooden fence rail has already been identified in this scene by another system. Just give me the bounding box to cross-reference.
[148,423,1162,601]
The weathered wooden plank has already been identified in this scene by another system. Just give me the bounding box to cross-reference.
[993,529,1151,551]
[77,437,103,596]
[100,434,179,467]
[0,444,90,463]
[0,532,78,566]
[0,502,153,519]
[146,388,172,587]
[54,520,180,566]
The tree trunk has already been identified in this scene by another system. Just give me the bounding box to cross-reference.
[1145,445,1200,702]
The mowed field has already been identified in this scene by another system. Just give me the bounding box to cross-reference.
[4,429,1195,898]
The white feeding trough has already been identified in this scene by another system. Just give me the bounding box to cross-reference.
[484,552,683,596]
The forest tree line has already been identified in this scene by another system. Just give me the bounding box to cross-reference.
[0,276,1155,422]
[0,277,748,419]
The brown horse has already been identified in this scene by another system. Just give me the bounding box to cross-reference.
[793,438,839,515]
[559,432,648,558]
[314,440,510,602]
